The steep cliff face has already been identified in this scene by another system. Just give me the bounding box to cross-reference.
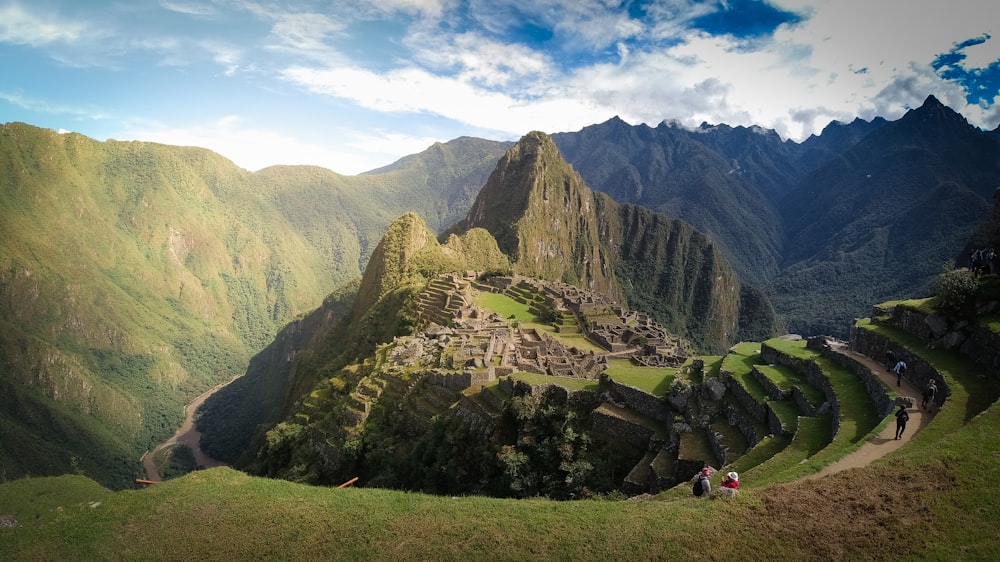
[458,132,620,299]
[609,204,744,349]
[455,131,780,351]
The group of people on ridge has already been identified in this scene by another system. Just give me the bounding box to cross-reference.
[968,247,996,276]
[692,466,739,498]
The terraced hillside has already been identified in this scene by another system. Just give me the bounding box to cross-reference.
[230,269,999,502]
[3,272,1000,559]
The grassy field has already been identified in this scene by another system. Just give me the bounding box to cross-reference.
[475,291,605,352]
[603,358,677,396]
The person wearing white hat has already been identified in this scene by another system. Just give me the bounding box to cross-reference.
[719,471,740,497]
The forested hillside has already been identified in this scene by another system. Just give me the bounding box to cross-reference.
[0,123,507,487]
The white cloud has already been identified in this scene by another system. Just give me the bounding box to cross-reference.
[405,31,553,87]
[268,12,346,55]
[0,3,88,45]
[159,1,216,17]
[0,90,110,121]
[361,0,446,18]
[557,0,999,140]
[280,63,608,136]
[115,115,434,175]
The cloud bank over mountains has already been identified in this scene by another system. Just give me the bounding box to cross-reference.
[1,0,997,174]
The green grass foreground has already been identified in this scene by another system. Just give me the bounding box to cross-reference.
[3,396,1000,561]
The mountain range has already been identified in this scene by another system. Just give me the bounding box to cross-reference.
[1,95,997,488]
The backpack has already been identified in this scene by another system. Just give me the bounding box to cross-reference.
[898,364,906,374]
[693,478,705,497]
[898,410,909,423]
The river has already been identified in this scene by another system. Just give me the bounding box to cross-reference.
[140,377,235,482]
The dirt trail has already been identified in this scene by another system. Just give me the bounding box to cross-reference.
[805,341,934,480]
[141,377,235,482]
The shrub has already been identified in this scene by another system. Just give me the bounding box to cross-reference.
[934,262,979,317]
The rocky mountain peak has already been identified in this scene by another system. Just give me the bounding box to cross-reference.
[353,212,437,315]
[455,131,620,299]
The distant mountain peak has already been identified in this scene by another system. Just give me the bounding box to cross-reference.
[922,94,943,108]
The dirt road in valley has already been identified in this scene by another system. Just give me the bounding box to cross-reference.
[141,377,235,482]
[806,341,935,480]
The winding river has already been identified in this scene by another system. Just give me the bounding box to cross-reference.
[140,377,235,482]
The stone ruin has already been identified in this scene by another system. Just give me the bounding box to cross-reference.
[399,272,689,381]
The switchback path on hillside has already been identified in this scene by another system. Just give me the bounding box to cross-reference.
[141,377,235,482]
[805,340,934,480]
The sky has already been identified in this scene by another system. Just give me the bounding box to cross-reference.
[1,1,998,175]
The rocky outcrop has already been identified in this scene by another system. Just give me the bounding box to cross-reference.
[874,304,1000,380]
[453,131,781,352]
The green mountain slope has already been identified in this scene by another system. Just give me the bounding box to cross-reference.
[0,123,509,488]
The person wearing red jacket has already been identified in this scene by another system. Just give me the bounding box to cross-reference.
[719,471,740,497]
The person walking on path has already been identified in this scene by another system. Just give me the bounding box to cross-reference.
[922,379,938,410]
[885,349,896,371]
[894,405,909,439]
[893,360,908,387]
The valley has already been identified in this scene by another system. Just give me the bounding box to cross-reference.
[140,376,235,482]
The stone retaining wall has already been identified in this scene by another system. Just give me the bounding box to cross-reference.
[453,396,496,438]
[602,378,673,424]
[760,341,841,439]
[810,337,894,418]
[720,373,785,436]
[849,326,950,409]
[881,305,1000,380]
[591,409,656,449]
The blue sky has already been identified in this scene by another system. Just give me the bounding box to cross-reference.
[1,0,997,175]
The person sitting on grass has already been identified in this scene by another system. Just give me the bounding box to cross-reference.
[718,472,740,497]
[693,466,714,498]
